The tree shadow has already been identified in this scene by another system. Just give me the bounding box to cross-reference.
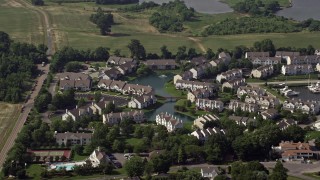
[110,33,131,37]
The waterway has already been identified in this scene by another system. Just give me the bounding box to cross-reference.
[139,0,233,14]
[290,86,320,101]
[277,0,320,21]
[130,73,193,121]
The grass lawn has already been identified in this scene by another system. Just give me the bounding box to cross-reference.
[287,176,304,180]
[50,114,62,122]
[164,81,187,98]
[73,153,88,161]
[305,131,320,141]
[1,0,320,56]
[0,0,45,45]
[261,85,287,102]
[303,173,320,180]
[126,137,143,146]
[27,164,44,179]
[0,103,21,152]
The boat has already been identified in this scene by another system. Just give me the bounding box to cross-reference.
[278,83,286,86]
[284,90,300,96]
[308,82,320,93]
[280,86,300,96]
[159,74,167,78]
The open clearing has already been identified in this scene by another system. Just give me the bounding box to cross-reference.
[1,0,320,55]
[0,0,45,44]
[0,103,21,152]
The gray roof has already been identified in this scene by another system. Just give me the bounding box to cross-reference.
[57,72,90,81]
[55,132,92,140]
[144,59,178,66]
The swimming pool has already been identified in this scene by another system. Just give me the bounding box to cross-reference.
[50,162,86,171]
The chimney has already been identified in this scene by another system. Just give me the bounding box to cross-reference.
[76,105,78,109]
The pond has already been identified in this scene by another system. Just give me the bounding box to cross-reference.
[130,73,193,121]
[290,86,320,101]
[139,0,233,14]
[277,0,320,21]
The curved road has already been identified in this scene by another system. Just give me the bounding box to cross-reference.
[0,0,54,168]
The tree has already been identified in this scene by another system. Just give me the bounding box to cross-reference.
[120,118,134,136]
[77,98,86,107]
[73,145,84,155]
[34,92,52,112]
[112,140,125,152]
[94,91,102,103]
[269,161,288,180]
[127,39,146,60]
[31,0,44,5]
[90,9,114,35]
[125,156,145,177]
[65,61,83,72]
[94,47,110,60]
[205,48,215,59]
[160,45,172,59]
[176,46,187,60]
[282,125,305,142]
[0,31,11,52]
[187,48,197,60]
[178,145,187,164]
[151,155,171,174]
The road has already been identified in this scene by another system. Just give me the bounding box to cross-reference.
[0,65,50,167]
[262,161,320,180]
[248,79,320,85]
[0,0,54,168]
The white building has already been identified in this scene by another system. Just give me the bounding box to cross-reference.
[283,99,320,114]
[54,132,92,146]
[201,167,219,180]
[216,69,242,83]
[88,148,109,167]
[193,114,220,129]
[251,57,281,66]
[287,55,320,65]
[251,65,274,79]
[228,100,258,113]
[103,111,145,125]
[128,94,157,109]
[281,64,314,75]
[237,86,266,98]
[187,89,212,103]
[195,99,224,112]
[156,112,183,132]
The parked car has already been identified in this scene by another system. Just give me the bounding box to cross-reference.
[113,161,122,168]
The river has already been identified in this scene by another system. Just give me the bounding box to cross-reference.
[277,0,320,21]
[139,0,233,14]
[130,73,193,121]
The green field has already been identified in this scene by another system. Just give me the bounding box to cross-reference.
[1,0,320,56]
[0,0,45,44]
[305,131,320,141]
[0,103,21,152]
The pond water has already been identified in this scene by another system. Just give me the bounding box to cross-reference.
[130,73,193,121]
[277,0,320,21]
[290,86,320,101]
[139,0,233,14]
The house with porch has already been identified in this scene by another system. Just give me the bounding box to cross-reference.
[272,141,318,161]
[195,99,224,112]
[156,112,183,132]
